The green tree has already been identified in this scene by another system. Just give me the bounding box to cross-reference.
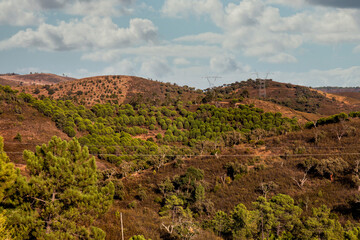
[0,136,17,202]
[7,136,114,239]
[301,205,344,240]
[231,203,255,239]
[269,194,302,238]
[210,211,232,236]
[253,196,276,240]
[0,211,13,240]
[129,235,151,240]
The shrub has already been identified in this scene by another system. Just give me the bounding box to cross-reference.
[128,201,137,209]
[14,133,22,142]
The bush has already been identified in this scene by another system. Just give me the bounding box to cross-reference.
[128,200,137,209]
[129,235,151,240]
[63,126,76,137]
[14,133,22,142]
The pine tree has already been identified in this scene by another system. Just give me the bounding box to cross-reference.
[0,211,13,240]
[0,137,17,203]
[5,136,114,239]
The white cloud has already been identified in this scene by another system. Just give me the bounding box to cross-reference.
[174,32,224,44]
[162,0,360,60]
[0,0,136,26]
[266,0,307,8]
[306,0,360,9]
[259,53,298,63]
[140,57,172,78]
[82,44,223,62]
[274,66,360,87]
[0,17,158,51]
[173,58,190,65]
[210,55,247,73]
[103,59,137,76]
[0,0,42,26]
[162,0,224,24]
[67,0,135,17]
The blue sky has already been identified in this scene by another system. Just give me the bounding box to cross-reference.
[1,0,360,89]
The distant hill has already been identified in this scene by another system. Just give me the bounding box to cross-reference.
[0,73,75,86]
[316,87,360,93]
[18,75,203,106]
[214,79,360,115]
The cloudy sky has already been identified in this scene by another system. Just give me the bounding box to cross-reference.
[1,0,360,88]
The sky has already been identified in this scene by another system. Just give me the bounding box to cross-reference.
[1,0,360,89]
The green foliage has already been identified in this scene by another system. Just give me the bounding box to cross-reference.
[129,235,152,240]
[13,133,22,142]
[316,112,348,126]
[0,136,17,202]
[0,211,13,240]
[225,162,248,180]
[206,194,352,240]
[303,157,350,179]
[3,136,114,239]
[136,185,147,201]
[301,205,344,239]
[128,201,137,209]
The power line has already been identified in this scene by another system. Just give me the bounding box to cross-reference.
[4,142,360,150]
[5,152,360,158]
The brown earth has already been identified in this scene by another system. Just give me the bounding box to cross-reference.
[0,73,75,86]
[17,75,202,106]
[0,102,70,164]
[216,79,360,115]
[240,98,322,123]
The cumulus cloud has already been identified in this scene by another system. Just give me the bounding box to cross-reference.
[103,59,137,76]
[306,0,360,8]
[0,17,158,51]
[140,58,172,78]
[0,0,136,26]
[162,0,224,24]
[266,0,307,8]
[210,55,246,73]
[162,0,360,60]
[173,58,190,65]
[274,66,360,87]
[259,53,298,63]
[67,0,135,16]
[174,32,224,44]
[0,0,42,26]
[82,45,223,62]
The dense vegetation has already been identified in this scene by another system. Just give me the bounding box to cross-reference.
[2,79,360,239]
[25,92,298,175]
[0,136,114,239]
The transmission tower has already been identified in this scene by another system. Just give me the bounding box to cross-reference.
[203,76,222,88]
[202,76,222,105]
[253,72,272,99]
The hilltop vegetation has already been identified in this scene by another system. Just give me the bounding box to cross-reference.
[212,79,360,115]
[0,73,75,86]
[1,77,360,239]
[18,75,202,106]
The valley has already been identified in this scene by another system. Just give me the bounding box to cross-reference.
[1,74,360,239]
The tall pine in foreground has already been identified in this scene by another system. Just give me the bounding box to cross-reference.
[0,136,17,202]
[4,136,114,240]
[0,136,16,240]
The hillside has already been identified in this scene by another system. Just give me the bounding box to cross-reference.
[0,86,70,164]
[17,75,203,106]
[316,87,360,93]
[0,73,75,86]
[96,116,360,239]
[2,78,360,239]
[214,79,360,115]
